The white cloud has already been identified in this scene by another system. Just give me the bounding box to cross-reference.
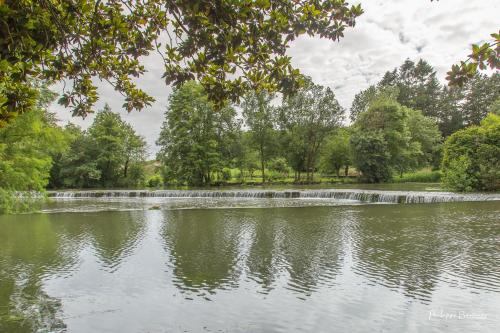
[50,0,499,156]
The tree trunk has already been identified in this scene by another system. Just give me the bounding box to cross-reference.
[344,165,349,177]
[336,167,340,177]
[259,144,265,183]
[124,158,129,178]
[261,159,265,183]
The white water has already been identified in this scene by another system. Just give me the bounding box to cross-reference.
[47,189,500,204]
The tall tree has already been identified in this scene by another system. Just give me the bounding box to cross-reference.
[241,91,276,182]
[157,81,237,185]
[351,98,408,182]
[351,59,499,137]
[460,73,500,126]
[279,81,344,182]
[52,105,147,188]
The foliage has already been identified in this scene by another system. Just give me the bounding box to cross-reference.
[50,105,147,188]
[350,131,392,183]
[241,90,276,182]
[441,113,500,192]
[147,175,163,188]
[349,85,399,122]
[447,30,500,87]
[278,80,344,181]
[0,190,44,215]
[320,128,351,176]
[268,157,290,178]
[406,108,442,168]
[0,85,66,213]
[221,168,232,182]
[352,59,499,138]
[393,169,442,183]
[0,111,62,193]
[351,59,441,121]
[157,81,238,186]
[350,97,440,182]
[0,0,362,125]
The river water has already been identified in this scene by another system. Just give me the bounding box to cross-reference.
[0,191,499,332]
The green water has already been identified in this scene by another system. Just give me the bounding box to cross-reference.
[0,200,499,332]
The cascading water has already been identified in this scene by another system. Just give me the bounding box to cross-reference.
[47,189,500,204]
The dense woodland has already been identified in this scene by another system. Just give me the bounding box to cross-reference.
[1,58,498,213]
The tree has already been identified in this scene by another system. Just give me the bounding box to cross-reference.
[350,98,410,182]
[435,85,465,137]
[51,105,147,188]
[350,85,399,122]
[350,98,440,181]
[87,105,146,186]
[360,59,442,120]
[278,81,344,182]
[241,91,276,182]
[441,113,500,192]
[406,108,442,169]
[320,128,351,177]
[351,59,499,137]
[350,131,392,183]
[0,107,66,213]
[0,0,362,125]
[122,123,147,181]
[157,81,237,186]
[460,73,500,126]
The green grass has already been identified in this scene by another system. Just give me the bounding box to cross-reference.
[393,169,442,183]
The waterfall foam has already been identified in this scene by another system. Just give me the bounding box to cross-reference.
[47,189,500,204]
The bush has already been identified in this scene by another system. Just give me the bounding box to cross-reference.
[221,168,232,182]
[441,113,500,192]
[393,169,441,183]
[147,175,163,188]
[0,189,44,214]
[268,158,289,178]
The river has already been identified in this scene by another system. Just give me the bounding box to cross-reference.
[0,190,499,332]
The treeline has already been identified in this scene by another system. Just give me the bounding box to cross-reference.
[156,60,498,190]
[49,105,147,189]
[0,88,148,213]
[0,59,498,213]
[156,80,441,186]
[350,59,499,136]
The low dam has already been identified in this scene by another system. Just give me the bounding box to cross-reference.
[48,189,500,204]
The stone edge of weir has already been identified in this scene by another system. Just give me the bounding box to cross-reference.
[46,189,500,204]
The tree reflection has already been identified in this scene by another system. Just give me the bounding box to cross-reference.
[162,207,344,298]
[84,211,146,270]
[161,209,243,293]
[0,214,72,333]
[0,211,146,332]
[351,204,448,302]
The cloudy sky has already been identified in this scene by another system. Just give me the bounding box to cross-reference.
[51,0,499,157]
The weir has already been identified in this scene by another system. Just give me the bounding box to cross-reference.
[47,189,500,204]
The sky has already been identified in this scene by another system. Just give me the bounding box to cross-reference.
[51,0,499,157]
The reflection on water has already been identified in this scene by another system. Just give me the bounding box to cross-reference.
[0,202,499,332]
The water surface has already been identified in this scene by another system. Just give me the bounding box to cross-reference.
[0,199,499,332]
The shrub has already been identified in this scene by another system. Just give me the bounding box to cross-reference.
[268,158,289,178]
[221,168,232,182]
[394,169,442,183]
[147,175,163,188]
[441,113,500,192]
[0,189,44,214]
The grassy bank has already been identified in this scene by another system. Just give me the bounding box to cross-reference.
[392,169,442,183]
